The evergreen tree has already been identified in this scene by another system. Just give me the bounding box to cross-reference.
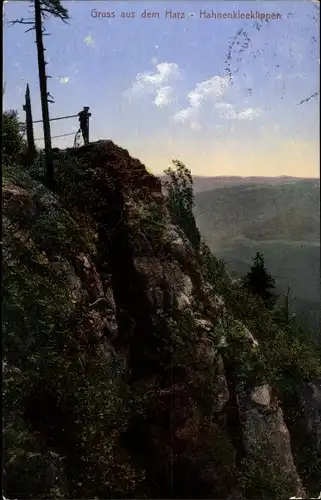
[163,159,201,251]
[3,110,27,164]
[242,252,278,309]
[8,0,70,188]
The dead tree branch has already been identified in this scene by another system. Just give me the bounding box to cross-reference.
[297,91,319,106]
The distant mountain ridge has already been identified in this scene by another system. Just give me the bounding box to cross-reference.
[194,180,320,245]
[159,174,319,194]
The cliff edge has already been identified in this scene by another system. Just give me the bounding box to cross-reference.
[3,141,320,499]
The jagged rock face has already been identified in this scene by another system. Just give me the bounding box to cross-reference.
[251,384,271,406]
[54,142,225,374]
[3,175,121,497]
[298,378,321,452]
[3,142,306,499]
[55,142,238,496]
[3,177,117,362]
[237,383,305,498]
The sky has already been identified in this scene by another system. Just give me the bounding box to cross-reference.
[3,0,320,177]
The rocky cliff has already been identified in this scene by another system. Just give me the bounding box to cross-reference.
[3,141,320,499]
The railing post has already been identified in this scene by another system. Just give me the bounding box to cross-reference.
[23,83,36,162]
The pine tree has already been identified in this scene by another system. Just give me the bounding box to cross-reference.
[242,252,278,309]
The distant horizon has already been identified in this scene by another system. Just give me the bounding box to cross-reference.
[158,173,320,180]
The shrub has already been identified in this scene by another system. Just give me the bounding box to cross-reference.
[3,110,27,164]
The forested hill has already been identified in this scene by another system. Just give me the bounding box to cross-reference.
[3,133,321,499]
[194,180,320,244]
[193,180,320,336]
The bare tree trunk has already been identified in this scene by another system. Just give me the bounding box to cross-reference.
[24,83,36,162]
[34,0,53,187]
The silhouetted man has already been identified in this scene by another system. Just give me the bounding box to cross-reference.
[78,106,91,145]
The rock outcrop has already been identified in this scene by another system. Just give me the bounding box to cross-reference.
[237,383,305,498]
[3,141,318,499]
[298,378,321,452]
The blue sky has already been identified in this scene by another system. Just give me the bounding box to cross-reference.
[3,0,320,176]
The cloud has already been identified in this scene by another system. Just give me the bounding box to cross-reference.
[215,103,263,120]
[188,76,230,106]
[124,61,182,108]
[58,76,70,85]
[83,34,95,47]
[154,86,174,108]
[237,107,262,120]
[172,75,230,128]
[215,102,234,111]
[172,107,200,130]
